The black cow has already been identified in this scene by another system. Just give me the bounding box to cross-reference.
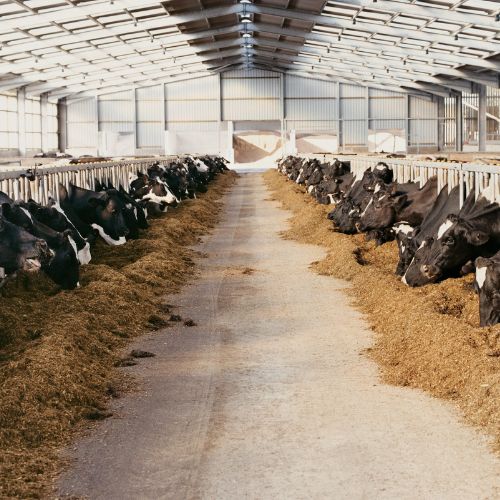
[475,251,500,326]
[1,201,81,289]
[327,163,393,234]
[0,209,52,276]
[60,184,129,245]
[25,199,92,265]
[395,184,462,277]
[95,179,148,239]
[402,186,499,286]
[357,177,438,232]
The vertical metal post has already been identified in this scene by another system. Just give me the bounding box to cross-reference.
[405,93,410,153]
[96,95,101,156]
[337,81,342,153]
[17,87,26,156]
[436,96,445,152]
[455,92,463,152]
[365,86,370,151]
[40,93,49,153]
[217,73,223,155]
[57,97,67,153]
[478,84,487,152]
[133,87,138,155]
[163,83,168,155]
[280,73,286,156]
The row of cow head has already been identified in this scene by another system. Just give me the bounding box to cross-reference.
[276,156,500,327]
[0,156,229,291]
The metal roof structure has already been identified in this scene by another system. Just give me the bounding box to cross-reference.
[1,0,500,99]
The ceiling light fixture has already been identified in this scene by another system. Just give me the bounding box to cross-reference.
[241,14,252,23]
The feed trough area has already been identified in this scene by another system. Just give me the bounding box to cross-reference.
[1,0,500,498]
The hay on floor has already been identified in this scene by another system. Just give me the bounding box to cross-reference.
[0,171,237,499]
[264,169,500,453]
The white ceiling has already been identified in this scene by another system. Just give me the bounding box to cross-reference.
[0,0,499,99]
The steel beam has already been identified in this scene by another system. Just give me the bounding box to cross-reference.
[247,4,500,53]
[478,84,487,152]
[333,0,500,30]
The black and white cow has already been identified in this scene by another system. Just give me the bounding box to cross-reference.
[0,197,81,289]
[60,184,130,245]
[394,184,461,277]
[402,185,499,287]
[129,172,178,214]
[0,208,52,278]
[475,251,500,326]
[25,198,92,265]
[327,163,394,234]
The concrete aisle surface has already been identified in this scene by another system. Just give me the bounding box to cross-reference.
[59,173,500,500]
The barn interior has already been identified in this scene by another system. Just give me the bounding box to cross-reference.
[1,2,500,499]
[1,0,500,166]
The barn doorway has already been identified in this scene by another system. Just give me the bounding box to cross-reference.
[233,121,283,168]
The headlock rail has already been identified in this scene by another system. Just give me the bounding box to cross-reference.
[302,154,500,208]
[0,156,191,205]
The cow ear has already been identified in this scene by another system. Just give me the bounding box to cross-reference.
[59,183,68,201]
[1,203,12,218]
[88,197,106,208]
[475,256,492,269]
[394,195,408,210]
[467,230,489,246]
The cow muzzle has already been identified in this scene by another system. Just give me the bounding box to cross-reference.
[420,264,439,280]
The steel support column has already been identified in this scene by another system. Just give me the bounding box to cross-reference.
[337,81,342,153]
[437,96,445,152]
[478,84,487,152]
[40,93,49,153]
[57,97,67,153]
[17,88,27,156]
[455,92,463,152]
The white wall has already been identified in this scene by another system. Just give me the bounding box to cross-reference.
[0,91,58,157]
[63,70,443,156]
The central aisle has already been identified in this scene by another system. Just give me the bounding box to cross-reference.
[59,173,499,500]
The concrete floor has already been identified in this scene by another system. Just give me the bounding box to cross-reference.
[58,173,500,500]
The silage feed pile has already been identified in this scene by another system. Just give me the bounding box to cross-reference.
[264,169,500,451]
[0,171,237,499]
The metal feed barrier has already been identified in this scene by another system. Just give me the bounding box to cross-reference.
[0,156,187,205]
[302,154,500,208]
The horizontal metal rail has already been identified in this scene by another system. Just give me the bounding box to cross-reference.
[301,154,500,208]
[0,156,190,205]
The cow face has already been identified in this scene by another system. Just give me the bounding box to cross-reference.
[393,223,415,276]
[331,200,361,234]
[43,235,80,290]
[372,162,394,184]
[404,216,489,287]
[0,213,51,274]
[89,196,129,245]
[30,201,92,265]
[402,235,446,286]
[475,256,500,326]
[132,177,178,211]
[357,189,407,232]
